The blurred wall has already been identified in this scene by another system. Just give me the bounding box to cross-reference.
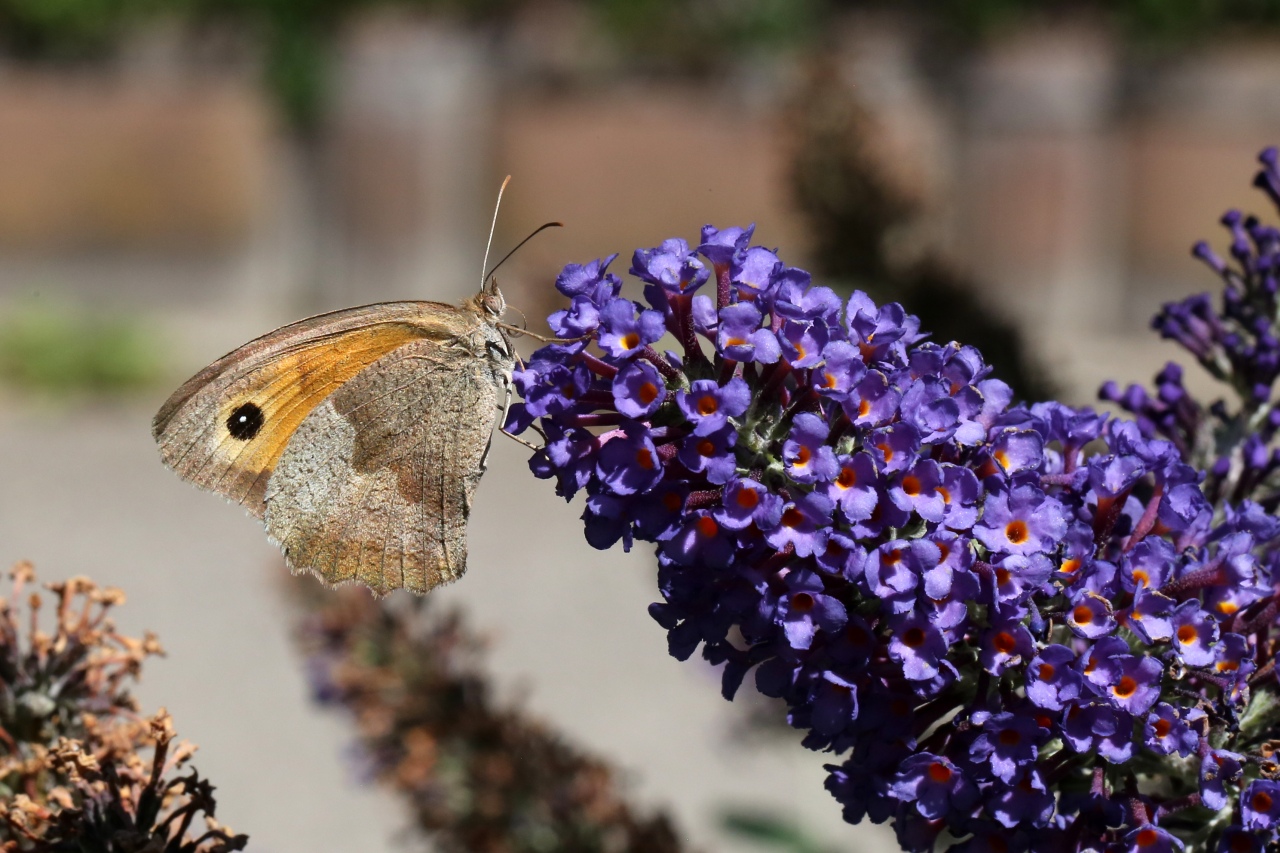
[2,12,1279,393]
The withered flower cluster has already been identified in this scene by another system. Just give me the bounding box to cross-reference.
[0,562,245,852]
[294,584,684,853]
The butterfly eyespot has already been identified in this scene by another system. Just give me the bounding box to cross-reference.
[226,402,264,441]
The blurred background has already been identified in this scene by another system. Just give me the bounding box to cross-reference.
[3,1,1280,851]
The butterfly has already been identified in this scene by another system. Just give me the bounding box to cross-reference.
[152,277,516,596]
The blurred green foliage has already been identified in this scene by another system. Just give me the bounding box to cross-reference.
[7,0,1280,129]
[0,301,164,395]
[719,807,840,853]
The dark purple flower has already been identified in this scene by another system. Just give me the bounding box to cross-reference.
[969,711,1043,783]
[777,569,848,650]
[890,753,978,820]
[888,614,950,681]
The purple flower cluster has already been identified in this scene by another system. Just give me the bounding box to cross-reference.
[510,216,1280,851]
[1103,148,1280,511]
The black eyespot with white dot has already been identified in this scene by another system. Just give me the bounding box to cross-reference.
[226,402,264,441]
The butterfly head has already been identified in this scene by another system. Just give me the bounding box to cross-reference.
[467,277,507,322]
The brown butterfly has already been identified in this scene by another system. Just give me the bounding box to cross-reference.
[153,180,555,596]
[152,279,515,596]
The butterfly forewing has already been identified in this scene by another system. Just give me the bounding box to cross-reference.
[151,302,462,518]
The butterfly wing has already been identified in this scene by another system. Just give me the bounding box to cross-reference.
[152,301,464,519]
[263,333,509,595]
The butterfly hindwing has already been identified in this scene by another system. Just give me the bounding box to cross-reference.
[151,302,465,518]
[263,334,506,595]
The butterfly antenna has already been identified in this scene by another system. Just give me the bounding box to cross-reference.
[485,221,564,282]
[481,175,512,289]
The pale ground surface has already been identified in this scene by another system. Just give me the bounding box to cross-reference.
[0,398,901,853]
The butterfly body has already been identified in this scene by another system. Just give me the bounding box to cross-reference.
[152,281,514,596]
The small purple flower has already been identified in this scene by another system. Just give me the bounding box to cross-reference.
[717,302,781,363]
[985,767,1056,829]
[888,459,946,523]
[1201,748,1245,811]
[678,425,738,485]
[1143,703,1203,757]
[888,614,949,681]
[1242,780,1280,832]
[1122,826,1184,853]
[630,237,708,294]
[1062,703,1134,763]
[1067,591,1117,640]
[969,711,1043,783]
[777,569,848,650]
[890,753,978,820]
[612,360,666,418]
[715,478,782,531]
[981,620,1036,676]
[698,223,754,269]
[662,510,735,568]
[596,298,665,359]
[1171,600,1220,667]
[596,426,662,495]
[765,492,833,558]
[783,413,839,484]
[974,484,1068,558]
[813,341,866,398]
[1026,645,1083,711]
[826,453,879,522]
[1090,652,1163,716]
[677,377,751,436]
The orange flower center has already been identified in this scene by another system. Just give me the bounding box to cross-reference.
[735,488,760,510]
[993,631,1017,654]
[697,395,718,416]
[696,516,719,538]
[927,761,952,784]
[791,592,815,612]
[781,508,804,528]
[1072,604,1094,625]
[635,449,655,470]
[638,382,660,405]
[1005,520,1029,545]
[836,467,857,489]
[1112,675,1138,699]
[1177,625,1197,645]
[622,332,641,350]
[902,627,926,648]
[1153,719,1172,738]
[901,475,921,497]
[793,446,812,467]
